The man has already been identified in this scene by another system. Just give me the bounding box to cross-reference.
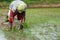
[7,0,27,30]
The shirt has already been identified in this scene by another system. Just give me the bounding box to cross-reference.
[9,0,27,12]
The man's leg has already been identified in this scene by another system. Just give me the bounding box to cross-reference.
[20,17,25,29]
[17,11,25,29]
[8,10,14,29]
[20,11,25,29]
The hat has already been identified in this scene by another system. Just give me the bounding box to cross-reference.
[17,4,25,13]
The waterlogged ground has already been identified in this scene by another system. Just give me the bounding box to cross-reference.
[0,8,60,40]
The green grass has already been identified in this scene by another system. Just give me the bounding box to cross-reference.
[0,8,8,12]
[0,13,2,16]
[0,0,60,8]
[1,8,60,40]
[24,0,60,4]
[26,8,60,26]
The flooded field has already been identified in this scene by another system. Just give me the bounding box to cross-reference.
[0,30,7,40]
[0,8,60,40]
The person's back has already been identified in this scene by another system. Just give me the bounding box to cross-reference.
[9,0,27,12]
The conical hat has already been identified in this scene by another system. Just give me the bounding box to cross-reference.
[17,4,25,13]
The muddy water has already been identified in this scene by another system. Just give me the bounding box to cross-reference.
[0,12,60,40]
[0,19,60,40]
[0,13,7,40]
[3,21,60,40]
[0,30,7,40]
[23,22,60,40]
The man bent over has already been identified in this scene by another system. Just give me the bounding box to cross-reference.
[8,0,27,29]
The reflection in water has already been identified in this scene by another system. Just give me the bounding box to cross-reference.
[3,21,60,40]
[0,30,7,40]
